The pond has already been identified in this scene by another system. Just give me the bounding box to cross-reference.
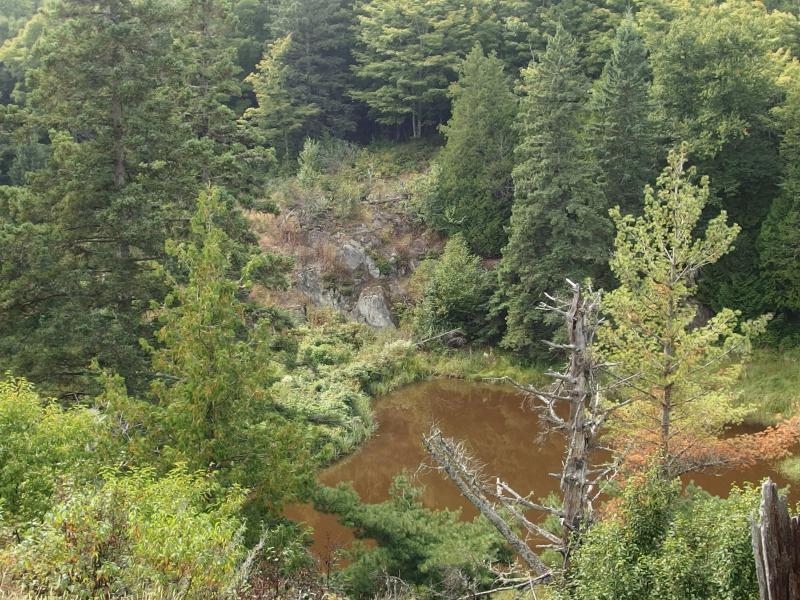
[287,379,793,566]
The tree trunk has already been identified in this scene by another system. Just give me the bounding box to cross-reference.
[560,286,594,568]
[752,479,800,600]
[111,91,129,261]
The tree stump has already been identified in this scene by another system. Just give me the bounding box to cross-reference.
[751,479,800,600]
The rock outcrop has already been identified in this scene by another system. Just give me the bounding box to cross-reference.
[351,287,394,329]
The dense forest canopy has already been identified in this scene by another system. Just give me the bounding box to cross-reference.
[0,0,799,598]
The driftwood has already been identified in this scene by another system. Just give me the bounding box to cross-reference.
[752,479,800,600]
[415,328,466,349]
[424,280,616,575]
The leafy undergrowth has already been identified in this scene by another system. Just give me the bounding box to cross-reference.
[271,304,550,464]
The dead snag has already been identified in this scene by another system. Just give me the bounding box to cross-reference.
[425,280,618,574]
[752,479,800,600]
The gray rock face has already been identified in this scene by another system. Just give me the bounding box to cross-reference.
[296,266,346,311]
[338,238,381,278]
[351,287,395,329]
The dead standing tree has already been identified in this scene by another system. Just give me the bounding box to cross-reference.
[424,280,625,577]
[751,479,800,600]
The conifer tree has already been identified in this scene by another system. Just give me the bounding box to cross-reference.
[759,63,800,320]
[173,0,274,203]
[0,0,187,392]
[497,27,611,354]
[351,0,502,138]
[242,34,319,159]
[150,187,310,517]
[269,0,357,139]
[589,15,657,215]
[648,1,792,316]
[425,45,517,256]
[598,147,769,477]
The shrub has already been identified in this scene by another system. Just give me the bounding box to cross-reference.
[566,475,760,600]
[0,375,112,529]
[406,234,496,343]
[314,474,508,599]
[8,466,246,599]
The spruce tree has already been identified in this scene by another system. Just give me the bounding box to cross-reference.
[497,27,611,354]
[269,0,357,139]
[425,45,517,256]
[589,15,657,215]
[0,0,186,393]
[172,0,274,204]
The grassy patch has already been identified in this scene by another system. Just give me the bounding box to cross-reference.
[425,348,549,387]
[778,456,800,483]
[739,348,800,425]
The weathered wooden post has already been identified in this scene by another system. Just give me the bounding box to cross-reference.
[751,478,800,600]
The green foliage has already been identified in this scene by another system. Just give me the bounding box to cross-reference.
[149,187,309,518]
[269,0,357,139]
[294,136,367,218]
[589,14,657,215]
[777,456,800,483]
[351,0,504,137]
[497,26,612,354]
[0,375,111,529]
[273,319,418,457]
[8,465,246,599]
[0,0,186,393]
[598,147,767,475]
[172,0,275,204]
[407,234,496,343]
[423,46,517,256]
[242,34,320,159]
[566,475,760,600]
[314,474,508,599]
[737,348,800,426]
[759,61,800,324]
[646,0,794,317]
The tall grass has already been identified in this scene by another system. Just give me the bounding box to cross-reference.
[425,348,549,386]
[739,347,800,425]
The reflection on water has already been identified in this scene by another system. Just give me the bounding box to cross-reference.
[287,379,793,563]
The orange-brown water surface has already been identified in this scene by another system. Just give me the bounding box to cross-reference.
[287,379,793,564]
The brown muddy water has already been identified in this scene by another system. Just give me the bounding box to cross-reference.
[286,379,794,565]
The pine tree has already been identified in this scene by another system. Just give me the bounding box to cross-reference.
[497,27,611,354]
[242,34,319,159]
[598,147,768,478]
[425,45,517,256]
[269,0,357,139]
[589,15,657,215]
[351,0,502,138]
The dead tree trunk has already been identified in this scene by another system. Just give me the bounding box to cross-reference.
[752,479,800,600]
[425,280,617,576]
